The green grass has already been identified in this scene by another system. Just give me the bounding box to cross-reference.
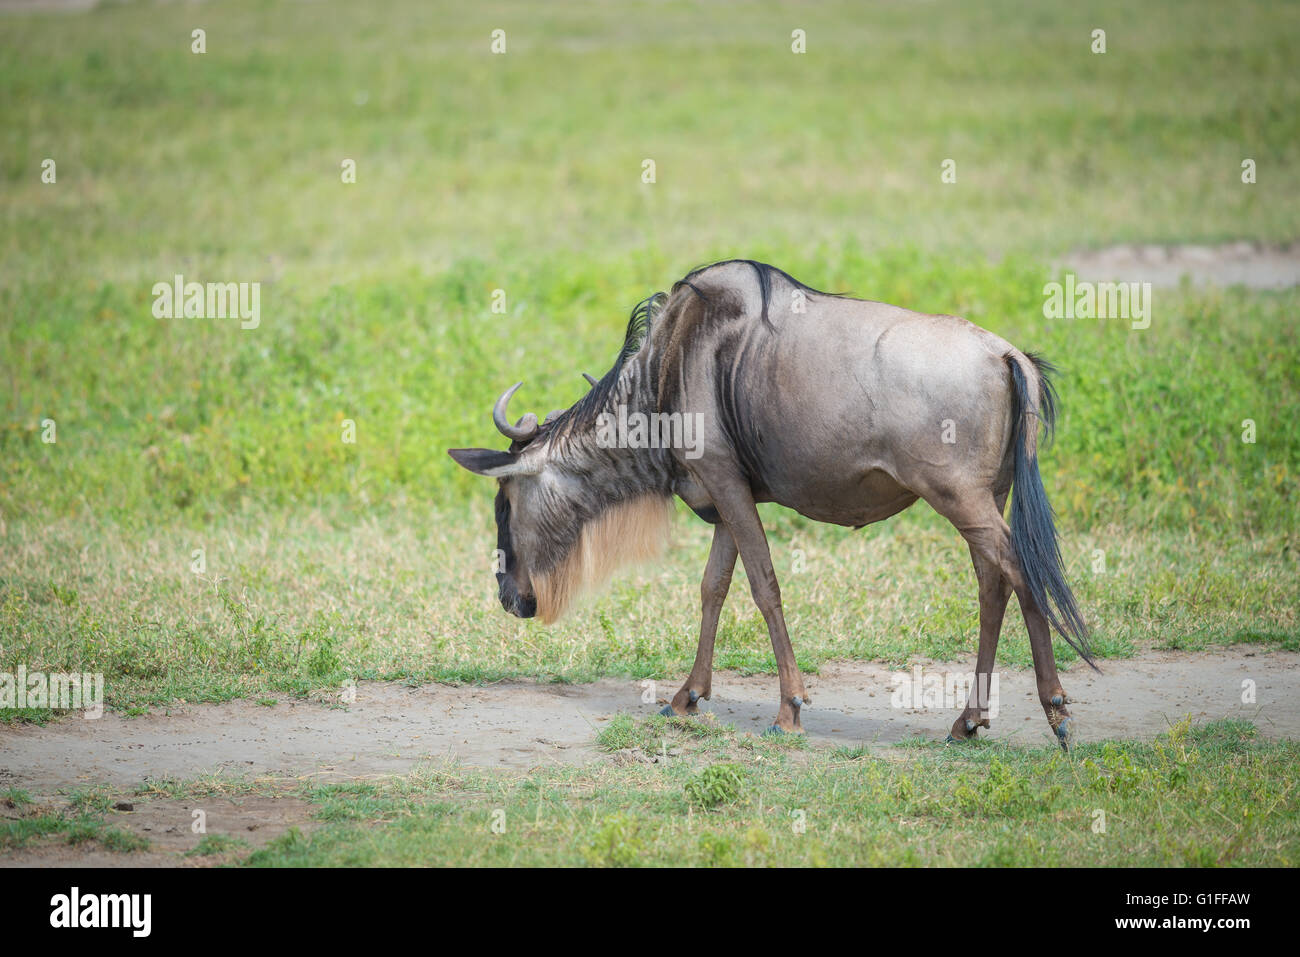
[67,784,115,815]
[3,0,1298,285]
[0,783,149,854]
[185,833,250,858]
[684,763,747,810]
[225,718,1295,867]
[1,488,1294,717]
[1,808,148,854]
[4,718,1291,866]
[2,788,33,810]
[0,0,1297,718]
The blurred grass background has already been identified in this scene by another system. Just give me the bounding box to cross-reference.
[0,0,1296,715]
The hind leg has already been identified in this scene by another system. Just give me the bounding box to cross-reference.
[1015,591,1074,747]
[932,492,1073,747]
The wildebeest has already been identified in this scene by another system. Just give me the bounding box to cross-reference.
[449,260,1095,745]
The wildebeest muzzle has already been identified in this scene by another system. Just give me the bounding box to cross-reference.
[497,571,537,618]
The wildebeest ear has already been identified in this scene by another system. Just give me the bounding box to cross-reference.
[447,447,530,477]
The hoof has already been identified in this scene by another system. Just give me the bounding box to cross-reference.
[658,704,676,717]
[764,724,797,737]
[944,733,957,744]
[1055,718,1073,748]
[948,714,988,742]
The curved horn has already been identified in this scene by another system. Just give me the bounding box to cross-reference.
[582,373,598,387]
[493,382,539,442]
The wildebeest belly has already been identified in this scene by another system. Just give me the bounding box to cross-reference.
[755,464,919,528]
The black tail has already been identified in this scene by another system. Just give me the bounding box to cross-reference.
[1007,353,1097,669]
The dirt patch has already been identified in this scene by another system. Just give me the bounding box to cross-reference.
[1062,241,1300,289]
[2,647,1294,797]
[0,843,181,869]
[0,793,316,868]
[116,794,315,854]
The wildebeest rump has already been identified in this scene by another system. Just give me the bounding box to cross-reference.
[450,260,1094,745]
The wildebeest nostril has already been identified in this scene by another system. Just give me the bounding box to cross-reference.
[499,591,536,619]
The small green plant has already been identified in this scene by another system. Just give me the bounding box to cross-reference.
[304,631,341,680]
[1152,716,1199,790]
[582,813,644,867]
[1,814,67,849]
[685,763,746,810]
[595,714,641,752]
[1185,719,1259,749]
[68,786,114,815]
[100,827,149,853]
[950,756,1059,816]
[48,581,78,606]
[242,825,314,866]
[1082,743,1149,796]
[832,744,874,760]
[894,775,916,803]
[185,833,248,857]
[266,826,310,854]
[62,817,102,846]
[697,831,737,866]
[740,826,773,865]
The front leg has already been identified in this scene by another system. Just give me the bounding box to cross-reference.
[663,524,737,716]
[704,476,809,733]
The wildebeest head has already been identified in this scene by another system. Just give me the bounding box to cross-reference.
[447,382,549,620]
[448,379,673,625]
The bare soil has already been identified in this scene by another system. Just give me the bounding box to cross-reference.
[3,647,1295,791]
[1062,241,1300,288]
[2,646,1295,865]
[0,794,317,868]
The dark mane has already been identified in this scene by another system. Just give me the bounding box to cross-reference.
[619,291,666,367]
[542,292,668,438]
